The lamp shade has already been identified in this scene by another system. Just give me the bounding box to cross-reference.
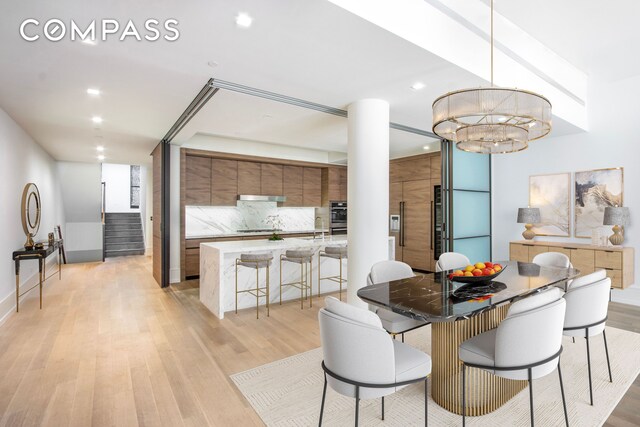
[603,206,630,226]
[517,207,541,224]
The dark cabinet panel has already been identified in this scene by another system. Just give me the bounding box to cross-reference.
[211,159,238,206]
[185,156,212,205]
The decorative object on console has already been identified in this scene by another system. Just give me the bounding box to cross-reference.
[431,0,551,153]
[529,173,570,236]
[48,232,55,246]
[603,206,630,246]
[21,183,41,250]
[517,207,541,240]
[575,167,623,238]
[264,214,284,241]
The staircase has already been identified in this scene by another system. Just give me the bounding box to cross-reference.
[104,213,145,257]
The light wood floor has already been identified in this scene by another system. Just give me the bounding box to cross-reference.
[0,255,637,426]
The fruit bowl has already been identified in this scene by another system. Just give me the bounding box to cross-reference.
[450,267,505,283]
[447,262,506,283]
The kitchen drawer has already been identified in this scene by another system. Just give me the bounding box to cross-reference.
[595,251,622,269]
[603,268,623,289]
[554,247,572,258]
[185,248,200,277]
[509,243,529,263]
[570,249,595,274]
[527,246,549,263]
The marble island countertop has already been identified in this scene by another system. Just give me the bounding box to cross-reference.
[201,235,351,254]
[186,229,330,240]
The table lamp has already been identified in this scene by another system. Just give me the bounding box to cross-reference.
[517,207,541,240]
[603,206,630,246]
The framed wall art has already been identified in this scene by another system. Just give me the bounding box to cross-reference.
[574,167,624,238]
[529,173,571,237]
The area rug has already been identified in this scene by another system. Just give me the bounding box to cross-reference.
[231,326,640,426]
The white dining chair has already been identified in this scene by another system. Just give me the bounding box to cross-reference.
[562,269,612,406]
[318,296,432,426]
[458,287,569,426]
[435,252,471,272]
[367,260,430,342]
[532,252,571,268]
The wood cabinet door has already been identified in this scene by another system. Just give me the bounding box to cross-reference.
[303,167,322,207]
[283,166,303,206]
[430,153,441,184]
[211,159,237,206]
[339,167,348,201]
[570,249,595,274]
[261,164,283,195]
[510,243,529,263]
[185,156,212,205]
[390,181,403,261]
[527,245,549,263]
[401,179,431,270]
[237,161,261,195]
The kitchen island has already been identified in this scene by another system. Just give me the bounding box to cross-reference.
[200,236,395,318]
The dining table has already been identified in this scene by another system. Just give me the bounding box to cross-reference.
[357,260,580,416]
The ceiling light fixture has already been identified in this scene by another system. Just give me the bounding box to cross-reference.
[431,0,551,154]
[423,144,430,150]
[87,88,101,96]
[96,146,104,152]
[411,82,426,91]
[97,155,105,161]
[82,39,96,45]
[92,116,103,124]
[235,12,253,28]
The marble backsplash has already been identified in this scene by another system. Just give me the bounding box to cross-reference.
[186,202,316,237]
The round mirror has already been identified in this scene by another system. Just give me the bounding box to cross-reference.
[21,183,41,238]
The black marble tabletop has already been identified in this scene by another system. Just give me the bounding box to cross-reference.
[357,261,580,323]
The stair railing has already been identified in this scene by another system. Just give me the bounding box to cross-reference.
[101,181,106,262]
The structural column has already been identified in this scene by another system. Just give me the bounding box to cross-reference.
[346,99,390,307]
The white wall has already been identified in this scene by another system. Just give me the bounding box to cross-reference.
[493,73,640,305]
[101,163,140,213]
[0,108,64,323]
[58,162,103,263]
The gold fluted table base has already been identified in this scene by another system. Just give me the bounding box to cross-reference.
[431,305,527,415]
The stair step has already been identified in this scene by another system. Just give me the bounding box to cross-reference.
[105,230,143,238]
[106,224,142,231]
[106,242,145,251]
[107,218,141,224]
[105,248,145,257]
[105,212,141,218]
[105,236,144,244]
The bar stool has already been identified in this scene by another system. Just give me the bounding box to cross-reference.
[280,249,314,309]
[235,252,273,319]
[318,245,347,300]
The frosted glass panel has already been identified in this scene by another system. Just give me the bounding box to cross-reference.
[453,191,490,238]
[453,237,491,263]
[452,149,490,191]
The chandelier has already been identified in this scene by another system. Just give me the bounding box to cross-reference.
[431,0,552,154]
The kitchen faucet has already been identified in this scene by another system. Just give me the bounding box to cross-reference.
[315,216,325,240]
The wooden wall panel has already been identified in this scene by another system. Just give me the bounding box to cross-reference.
[303,167,322,207]
[283,166,303,207]
[211,159,238,206]
[260,164,283,195]
[401,179,431,270]
[185,156,212,205]
[237,161,261,195]
[152,144,162,285]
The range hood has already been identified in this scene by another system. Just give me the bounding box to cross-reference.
[238,195,287,202]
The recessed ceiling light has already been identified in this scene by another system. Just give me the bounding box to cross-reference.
[92,116,103,124]
[411,82,426,91]
[97,155,105,161]
[96,146,104,152]
[82,39,96,45]
[87,88,101,96]
[423,144,430,150]
[207,61,219,68]
[235,12,253,28]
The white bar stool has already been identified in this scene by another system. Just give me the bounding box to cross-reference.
[235,252,273,319]
[280,249,314,309]
[318,245,347,300]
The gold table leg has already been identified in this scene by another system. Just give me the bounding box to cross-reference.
[431,305,527,416]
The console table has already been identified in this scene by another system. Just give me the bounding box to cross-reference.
[12,240,63,312]
[510,240,634,289]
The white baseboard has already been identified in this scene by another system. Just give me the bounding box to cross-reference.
[0,256,59,326]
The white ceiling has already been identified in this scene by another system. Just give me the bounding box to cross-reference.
[0,0,595,165]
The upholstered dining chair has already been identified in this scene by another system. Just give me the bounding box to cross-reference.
[532,252,573,291]
[318,296,432,426]
[458,287,569,427]
[562,269,612,406]
[435,252,471,272]
[367,260,430,342]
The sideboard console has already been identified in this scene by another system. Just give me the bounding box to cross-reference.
[509,240,634,289]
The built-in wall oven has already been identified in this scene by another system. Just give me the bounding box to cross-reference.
[329,201,347,235]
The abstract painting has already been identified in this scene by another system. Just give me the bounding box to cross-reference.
[575,168,624,238]
[529,173,570,236]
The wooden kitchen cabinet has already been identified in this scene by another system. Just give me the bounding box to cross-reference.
[237,161,262,195]
[390,181,403,262]
[211,159,238,206]
[401,180,431,271]
[509,240,635,289]
[283,165,303,206]
[261,164,283,195]
[303,167,322,207]
[322,166,348,206]
[185,156,212,205]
